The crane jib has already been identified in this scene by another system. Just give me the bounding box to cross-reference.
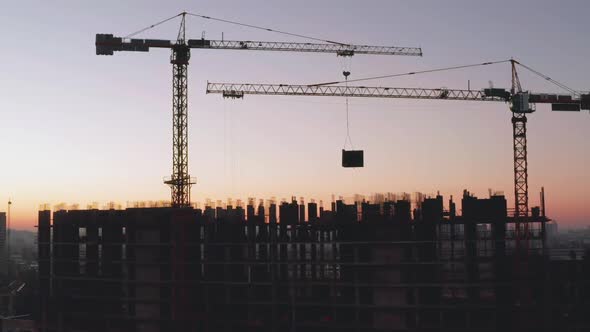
[207,83,590,112]
[96,34,422,57]
[207,83,510,102]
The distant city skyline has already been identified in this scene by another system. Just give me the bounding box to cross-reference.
[1,0,589,229]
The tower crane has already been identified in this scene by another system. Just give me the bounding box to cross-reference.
[206,60,589,223]
[95,12,423,207]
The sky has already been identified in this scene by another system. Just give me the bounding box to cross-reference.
[0,0,589,229]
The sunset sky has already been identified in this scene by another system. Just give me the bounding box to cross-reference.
[1,0,589,229]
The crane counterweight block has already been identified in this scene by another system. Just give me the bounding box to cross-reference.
[95,34,121,55]
[581,94,590,110]
[484,88,511,101]
[551,103,581,112]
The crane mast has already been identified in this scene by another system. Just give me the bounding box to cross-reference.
[207,83,510,101]
[164,15,194,207]
[96,12,422,207]
[510,60,530,220]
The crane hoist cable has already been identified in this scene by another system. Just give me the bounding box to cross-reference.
[343,71,354,149]
[223,100,239,195]
[223,101,229,189]
[309,59,513,86]
[339,55,354,149]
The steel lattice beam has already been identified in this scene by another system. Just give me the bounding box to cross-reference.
[512,113,529,218]
[206,83,509,101]
[164,45,194,207]
[189,39,422,56]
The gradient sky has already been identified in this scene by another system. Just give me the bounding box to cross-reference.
[1,0,589,229]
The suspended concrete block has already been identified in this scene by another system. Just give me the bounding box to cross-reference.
[342,149,364,168]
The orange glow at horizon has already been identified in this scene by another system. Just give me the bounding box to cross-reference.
[5,185,589,230]
[1,1,589,230]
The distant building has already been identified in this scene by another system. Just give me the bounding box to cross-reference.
[546,221,558,247]
[0,318,37,332]
[0,280,26,320]
[0,213,6,273]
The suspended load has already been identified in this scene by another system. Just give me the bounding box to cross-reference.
[342,150,364,168]
[339,69,365,168]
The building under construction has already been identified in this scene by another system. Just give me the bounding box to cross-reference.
[0,212,6,275]
[38,192,590,332]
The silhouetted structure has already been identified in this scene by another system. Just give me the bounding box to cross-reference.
[95,13,421,208]
[37,193,590,332]
[0,212,6,274]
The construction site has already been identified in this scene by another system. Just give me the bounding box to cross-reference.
[38,192,590,332]
[32,11,590,332]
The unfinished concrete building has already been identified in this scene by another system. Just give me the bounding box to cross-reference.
[37,192,590,332]
[0,212,6,275]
